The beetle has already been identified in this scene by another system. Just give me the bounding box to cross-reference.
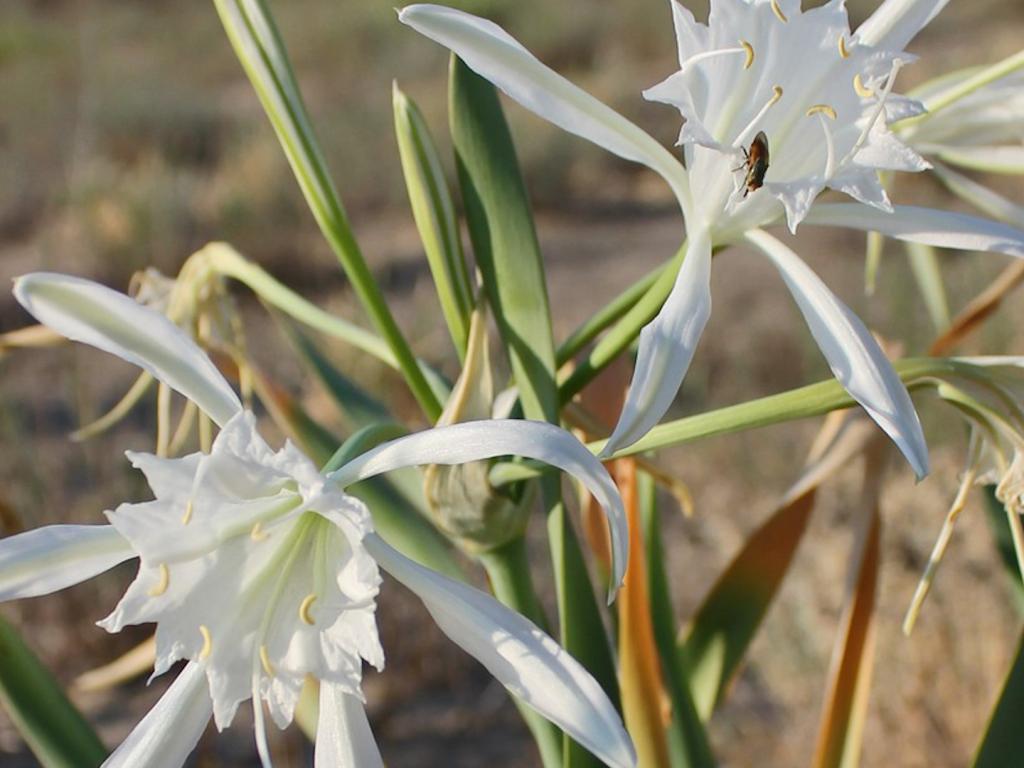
[736,130,770,198]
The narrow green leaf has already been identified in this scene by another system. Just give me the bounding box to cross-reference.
[639,471,715,767]
[559,243,686,404]
[972,627,1024,768]
[863,231,883,296]
[213,0,442,421]
[681,490,816,719]
[0,617,107,768]
[275,316,392,432]
[905,241,950,334]
[449,55,558,423]
[449,57,616,767]
[557,263,666,367]
[394,83,475,361]
[982,484,1024,608]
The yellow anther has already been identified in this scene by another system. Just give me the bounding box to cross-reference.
[250,521,269,542]
[259,644,276,677]
[769,85,783,105]
[299,594,318,625]
[181,500,193,526]
[838,35,850,59]
[853,73,874,98]
[806,103,838,120]
[740,40,754,69]
[770,0,788,22]
[199,625,212,660]
[147,564,169,597]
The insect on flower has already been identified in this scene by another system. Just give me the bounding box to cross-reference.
[736,131,770,198]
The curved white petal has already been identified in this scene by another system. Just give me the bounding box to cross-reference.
[329,420,627,598]
[398,4,690,208]
[14,273,242,427]
[918,145,1024,174]
[102,662,212,768]
[603,228,712,455]
[314,682,384,768]
[745,229,928,478]
[0,525,134,601]
[367,534,637,768]
[855,0,949,50]
[803,204,1024,257]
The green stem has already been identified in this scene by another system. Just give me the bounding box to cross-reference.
[213,0,442,422]
[899,49,1024,130]
[556,263,667,367]
[478,539,562,768]
[207,245,450,403]
[558,243,686,404]
[492,357,988,486]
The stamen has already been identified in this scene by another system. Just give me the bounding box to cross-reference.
[770,0,788,22]
[181,500,193,526]
[805,104,838,120]
[853,73,874,99]
[299,594,317,625]
[259,644,275,677]
[846,59,904,163]
[250,521,269,541]
[147,564,169,597]
[838,36,850,59]
[740,40,755,70]
[678,46,752,77]
[199,625,213,660]
[732,85,784,149]
[814,113,838,179]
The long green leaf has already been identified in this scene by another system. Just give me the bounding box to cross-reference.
[0,617,107,768]
[640,471,715,767]
[213,0,442,421]
[972,627,1024,768]
[449,57,615,768]
[394,83,474,361]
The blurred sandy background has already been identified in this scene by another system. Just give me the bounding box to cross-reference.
[1,0,1024,765]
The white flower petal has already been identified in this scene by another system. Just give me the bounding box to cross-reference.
[764,180,827,234]
[0,525,134,601]
[745,228,928,478]
[669,0,708,65]
[830,168,893,213]
[398,4,690,207]
[884,94,927,121]
[329,420,627,598]
[855,0,949,50]
[804,203,1024,257]
[603,228,712,454]
[14,273,241,427]
[367,534,637,768]
[102,662,212,768]
[314,682,384,768]
[853,126,931,172]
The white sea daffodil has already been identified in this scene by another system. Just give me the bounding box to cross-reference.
[400,0,1024,479]
[2,273,636,768]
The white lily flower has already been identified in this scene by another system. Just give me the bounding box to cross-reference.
[4,273,636,768]
[399,0,1024,479]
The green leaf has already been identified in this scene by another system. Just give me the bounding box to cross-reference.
[905,241,950,334]
[982,484,1024,608]
[394,83,475,361]
[972,627,1024,768]
[639,471,715,767]
[449,55,558,423]
[0,617,107,768]
[213,0,442,421]
[275,316,393,433]
[449,57,615,768]
[559,243,686,404]
[680,489,816,720]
